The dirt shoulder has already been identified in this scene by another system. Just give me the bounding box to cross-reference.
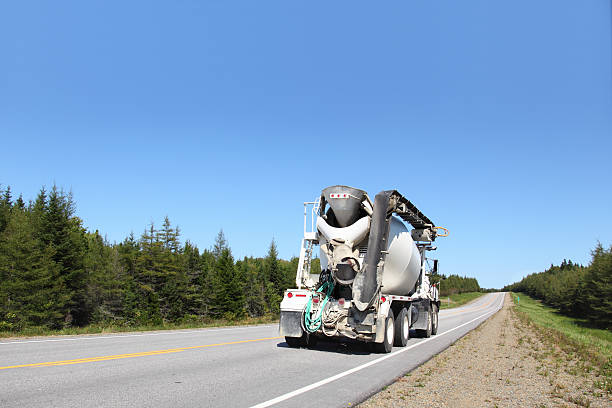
[360,293,610,408]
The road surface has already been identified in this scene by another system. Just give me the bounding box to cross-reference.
[0,292,504,407]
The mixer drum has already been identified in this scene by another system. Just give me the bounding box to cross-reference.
[380,217,422,296]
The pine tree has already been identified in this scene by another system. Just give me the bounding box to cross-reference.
[85,232,127,324]
[40,186,88,326]
[0,204,66,329]
[160,216,180,253]
[0,186,12,234]
[210,234,245,320]
[182,241,204,317]
[212,229,228,259]
[225,251,245,319]
[14,195,25,210]
[213,248,230,318]
[200,249,217,317]
[156,218,184,320]
[578,244,612,329]
[133,224,164,324]
[240,257,266,317]
[266,240,284,296]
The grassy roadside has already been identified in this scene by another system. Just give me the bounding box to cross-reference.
[0,315,279,339]
[512,292,611,395]
[439,291,484,309]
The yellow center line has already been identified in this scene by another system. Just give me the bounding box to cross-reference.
[0,336,282,371]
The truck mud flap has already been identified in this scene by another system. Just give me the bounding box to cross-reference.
[410,300,430,331]
[279,311,303,338]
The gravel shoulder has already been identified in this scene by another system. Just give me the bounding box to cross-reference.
[360,293,610,408]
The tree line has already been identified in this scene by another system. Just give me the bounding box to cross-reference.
[0,184,486,332]
[0,185,297,331]
[503,245,612,330]
[436,274,480,296]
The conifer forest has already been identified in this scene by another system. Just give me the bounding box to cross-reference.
[504,246,612,330]
[0,185,484,333]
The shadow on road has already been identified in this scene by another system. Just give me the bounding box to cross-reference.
[276,338,374,355]
[277,329,426,355]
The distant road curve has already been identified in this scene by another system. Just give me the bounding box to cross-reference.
[0,292,504,408]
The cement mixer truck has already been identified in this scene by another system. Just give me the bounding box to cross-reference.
[280,186,448,353]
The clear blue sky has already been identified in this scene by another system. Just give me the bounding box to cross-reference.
[1,1,610,289]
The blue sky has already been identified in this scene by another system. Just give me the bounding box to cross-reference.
[1,1,610,289]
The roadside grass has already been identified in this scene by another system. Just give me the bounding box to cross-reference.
[511,292,611,394]
[439,292,484,309]
[0,315,279,339]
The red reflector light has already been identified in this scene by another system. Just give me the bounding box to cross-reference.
[313,297,319,304]
[338,298,345,306]
[295,294,307,297]
[287,292,293,298]
[381,296,386,303]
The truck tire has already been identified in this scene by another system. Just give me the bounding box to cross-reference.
[373,314,395,353]
[394,308,410,347]
[431,304,439,335]
[306,334,318,348]
[285,335,305,348]
[416,305,432,338]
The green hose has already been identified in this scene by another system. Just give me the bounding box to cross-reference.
[304,279,335,333]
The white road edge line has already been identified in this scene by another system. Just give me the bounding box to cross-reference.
[0,324,277,345]
[250,293,505,408]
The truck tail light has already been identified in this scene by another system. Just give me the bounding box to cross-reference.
[287,292,293,298]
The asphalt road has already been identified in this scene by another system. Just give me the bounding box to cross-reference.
[0,292,504,408]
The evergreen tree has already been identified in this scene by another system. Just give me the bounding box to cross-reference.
[223,250,245,320]
[133,224,164,324]
[212,229,227,259]
[85,232,127,323]
[0,186,12,234]
[240,257,266,317]
[577,244,612,329]
[182,241,204,317]
[266,240,284,296]
[14,195,25,210]
[0,204,66,329]
[41,186,88,326]
[262,240,284,314]
[200,249,217,317]
[209,237,246,320]
[155,217,185,320]
[160,216,180,252]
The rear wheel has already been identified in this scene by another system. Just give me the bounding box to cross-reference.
[431,304,439,335]
[394,308,410,347]
[373,314,395,353]
[285,335,306,348]
[306,334,318,348]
